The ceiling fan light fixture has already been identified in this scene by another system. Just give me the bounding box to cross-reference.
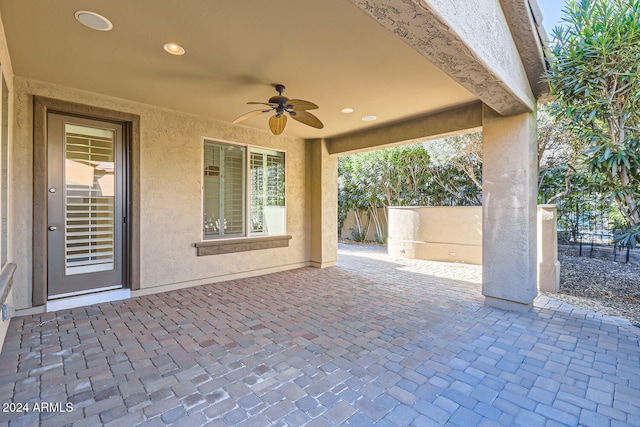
[163,42,185,56]
[74,11,113,31]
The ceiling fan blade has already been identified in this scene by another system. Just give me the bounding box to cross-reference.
[290,111,324,129]
[269,114,287,135]
[248,101,277,107]
[286,99,319,110]
[233,109,269,124]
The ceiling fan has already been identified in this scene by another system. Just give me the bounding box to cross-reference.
[233,84,324,135]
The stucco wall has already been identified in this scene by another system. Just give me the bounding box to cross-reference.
[388,206,483,264]
[348,0,536,115]
[0,12,15,329]
[388,206,560,293]
[423,0,532,107]
[12,77,310,309]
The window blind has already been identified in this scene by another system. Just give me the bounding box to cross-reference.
[203,141,246,238]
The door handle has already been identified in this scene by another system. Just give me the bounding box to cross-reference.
[48,226,57,231]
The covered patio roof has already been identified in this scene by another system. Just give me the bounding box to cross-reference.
[1,245,638,426]
[0,0,552,314]
[0,0,547,139]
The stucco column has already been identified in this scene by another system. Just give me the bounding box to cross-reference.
[308,138,338,268]
[537,204,560,293]
[482,105,537,311]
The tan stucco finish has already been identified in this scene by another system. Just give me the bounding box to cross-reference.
[0,13,15,322]
[387,206,559,293]
[348,0,539,115]
[11,77,311,309]
[537,204,560,292]
[327,103,482,156]
[499,0,550,100]
[482,105,538,309]
[308,139,338,268]
[388,206,483,265]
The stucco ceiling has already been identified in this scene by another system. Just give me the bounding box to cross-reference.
[0,0,479,139]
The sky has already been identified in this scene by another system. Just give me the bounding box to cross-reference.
[537,0,568,34]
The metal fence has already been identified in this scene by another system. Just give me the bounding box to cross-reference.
[539,189,633,264]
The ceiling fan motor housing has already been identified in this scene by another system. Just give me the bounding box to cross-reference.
[268,95,289,108]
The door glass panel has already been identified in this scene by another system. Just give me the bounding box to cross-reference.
[64,124,115,275]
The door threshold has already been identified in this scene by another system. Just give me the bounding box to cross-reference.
[46,288,131,312]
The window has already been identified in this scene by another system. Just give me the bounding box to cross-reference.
[250,149,285,235]
[203,142,246,238]
[203,140,285,239]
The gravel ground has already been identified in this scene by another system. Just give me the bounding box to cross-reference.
[542,253,640,326]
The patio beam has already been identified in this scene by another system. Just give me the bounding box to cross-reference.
[326,103,482,156]
[499,0,550,101]
[347,0,540,116]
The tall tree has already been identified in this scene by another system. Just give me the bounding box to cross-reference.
[537,103,586,202]
[547,0,640,245]
[425,133,483,204]
[338,145,431,242]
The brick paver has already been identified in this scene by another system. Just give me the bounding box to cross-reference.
[0,244,638,426]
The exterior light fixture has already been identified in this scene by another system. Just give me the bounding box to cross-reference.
[163,43,186,56]
[74,11,113,31]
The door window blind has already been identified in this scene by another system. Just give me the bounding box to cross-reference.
[64,124,115,275]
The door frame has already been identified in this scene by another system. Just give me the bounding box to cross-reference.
[33,97,140,306]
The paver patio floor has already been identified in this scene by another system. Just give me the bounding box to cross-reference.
[1,244,639,426]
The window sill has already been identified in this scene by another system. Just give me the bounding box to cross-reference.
[194,235,292,256]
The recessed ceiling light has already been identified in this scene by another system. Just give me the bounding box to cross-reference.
[163,42,186,56]
[74,11,113,31]
[362,115,377,121]
[341,108,354,114]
